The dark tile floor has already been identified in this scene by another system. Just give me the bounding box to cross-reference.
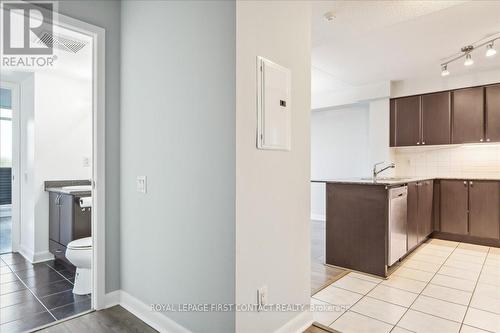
[0,253,91,333]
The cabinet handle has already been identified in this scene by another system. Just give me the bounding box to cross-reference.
[480,138,484,142]
[487,138,491,142]
[470,181,474,187]
[417,142,420,145]
[463,181,467,186]
[422,141,426,145]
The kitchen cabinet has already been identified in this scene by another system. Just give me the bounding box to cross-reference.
[422,92,451,145]
[452,87,484,144]
[440,180,469,235]
[407,180,434,251]
[486,84,500,142]
[407,182,419,251]
[393,96,421,146]
[390,83,500,147]
[469,181,500,239]
[418,180,434,240]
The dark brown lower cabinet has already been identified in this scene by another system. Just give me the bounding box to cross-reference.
[407,182,419,251]
[418,180,434,240]
[407,180,434,251]
[440,180,469,235]
[469,181,500,239]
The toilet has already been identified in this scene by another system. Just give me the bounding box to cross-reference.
[65,237,92,295]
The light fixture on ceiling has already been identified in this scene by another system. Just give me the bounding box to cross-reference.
[441,64,450,76]
[439,35,499,76]
[464,53,474,66]
[486,42,497,57]
[323,11,335,22]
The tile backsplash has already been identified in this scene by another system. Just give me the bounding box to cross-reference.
[393,144,500,178]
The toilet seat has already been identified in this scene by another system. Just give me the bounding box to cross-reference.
[68,237,92,250]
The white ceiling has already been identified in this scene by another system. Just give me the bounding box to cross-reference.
[312,0,500,93]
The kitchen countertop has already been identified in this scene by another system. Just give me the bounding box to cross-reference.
[311,177,500,186]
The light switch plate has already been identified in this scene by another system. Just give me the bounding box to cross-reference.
[136,176,147,193]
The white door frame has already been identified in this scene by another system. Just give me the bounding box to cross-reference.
[0,81,21,253]
[45,10,107,310]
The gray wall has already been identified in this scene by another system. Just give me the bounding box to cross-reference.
[120,1,235,332]
[57,0,121,293]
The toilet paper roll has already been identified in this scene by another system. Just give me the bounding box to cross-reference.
[80,197,92,208]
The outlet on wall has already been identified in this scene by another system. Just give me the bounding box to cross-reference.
[257,285,268,310]
[83,157,90,167]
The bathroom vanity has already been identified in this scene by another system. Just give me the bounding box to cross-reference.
[45,181,92,264]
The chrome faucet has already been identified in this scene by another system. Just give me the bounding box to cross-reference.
[373,162,395,181]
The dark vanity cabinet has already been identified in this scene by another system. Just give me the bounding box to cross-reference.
[49,192,91,260]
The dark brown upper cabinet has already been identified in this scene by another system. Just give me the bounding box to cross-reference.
[469,181,500,240]
[452,87,484,144]
[393,96,421,146]
[421,92,451,145]
[391,83,500,147]
[486,84,500,142]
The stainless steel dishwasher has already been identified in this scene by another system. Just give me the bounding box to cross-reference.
[388,186,408,266]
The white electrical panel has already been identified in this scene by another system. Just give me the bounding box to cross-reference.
[257,56,291,151]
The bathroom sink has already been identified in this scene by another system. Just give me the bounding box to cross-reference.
[61,185,92,191]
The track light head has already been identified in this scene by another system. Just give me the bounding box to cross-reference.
[486,42,497,57]
[464,53,474,66]
[441,64,450,76]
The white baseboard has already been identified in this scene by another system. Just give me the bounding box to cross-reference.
[104,290,191,333]
[18,245,53,263]
[274,311,313,333]
[310,213,325,221]
[104,290,121,308]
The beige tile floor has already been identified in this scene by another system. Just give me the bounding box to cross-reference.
[310,239,500,333]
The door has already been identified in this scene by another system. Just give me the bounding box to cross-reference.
[422,92,451,145]
[394,96,421,146]
[469,181,500,239]
[440,180,468,235]
[486,84,500,142]
[418,180,434,241]
[452,87,485,144]
[0,83,20,254]
[407,182,419,251]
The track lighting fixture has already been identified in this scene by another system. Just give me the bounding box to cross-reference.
[439,36,499,76]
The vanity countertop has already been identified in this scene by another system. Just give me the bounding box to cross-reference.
[44,180,92,197]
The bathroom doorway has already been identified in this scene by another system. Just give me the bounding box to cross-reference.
[0,4,106,332]
[0,83,19,254]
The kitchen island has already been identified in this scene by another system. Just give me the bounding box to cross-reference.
[314,177,500,277]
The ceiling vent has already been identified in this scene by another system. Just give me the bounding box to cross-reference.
[33,31,88,54]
